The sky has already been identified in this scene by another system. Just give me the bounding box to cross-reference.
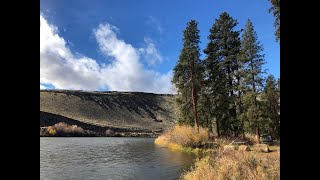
[40,0,280,94]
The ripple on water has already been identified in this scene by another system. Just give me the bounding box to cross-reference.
[40,137,195,180]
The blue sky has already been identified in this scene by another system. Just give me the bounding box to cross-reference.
[40,0,279,93]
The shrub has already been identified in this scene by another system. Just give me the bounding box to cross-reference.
[46,122,84,136]
[47,126,56,136]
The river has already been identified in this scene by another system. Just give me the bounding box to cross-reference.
[40,137,195,180]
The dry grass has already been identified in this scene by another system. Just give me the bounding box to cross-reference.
[155,125,209,148]
[244,133,258,144]
[155,125,210,154]
[182,149,280,180]
[155,125,280,179]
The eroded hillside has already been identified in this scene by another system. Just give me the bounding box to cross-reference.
[40,90,178,134]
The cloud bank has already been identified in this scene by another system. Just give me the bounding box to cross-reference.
[40,15,175,94]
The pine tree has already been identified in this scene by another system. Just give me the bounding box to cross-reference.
[261,75,280,139]
[173,51,193,125]
[235,46,246,138]
[269,0,280,42]
[172,20,203,131]
[203,12,241,136]
[240,19,266,142]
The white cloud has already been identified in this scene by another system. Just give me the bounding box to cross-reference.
[40,15,102,90]
[40,15,176,94]
[139,37,163,66]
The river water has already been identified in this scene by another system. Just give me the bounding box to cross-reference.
[40,137,195,180]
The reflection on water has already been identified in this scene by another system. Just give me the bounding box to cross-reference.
[40,137,195,180]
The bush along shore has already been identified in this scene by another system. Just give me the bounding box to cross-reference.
[40,122,161,137]
[154,125,280,180]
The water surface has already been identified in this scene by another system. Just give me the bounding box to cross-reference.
[40,137,195,180]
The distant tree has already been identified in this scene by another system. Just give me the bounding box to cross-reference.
[240,19,266,142]
[269,0,280,42]
[172,20,203,131]
[203,12,241,136]
[261,75,280,139]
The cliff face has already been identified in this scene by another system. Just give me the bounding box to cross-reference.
[40,90,178,133]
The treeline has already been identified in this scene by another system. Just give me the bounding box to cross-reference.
[172,12,280,142]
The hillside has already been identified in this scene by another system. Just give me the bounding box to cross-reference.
[40,90,178,136]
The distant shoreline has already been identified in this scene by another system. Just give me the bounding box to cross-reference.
[40,124,162,138]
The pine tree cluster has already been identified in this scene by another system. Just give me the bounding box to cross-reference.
[172,12,280,140]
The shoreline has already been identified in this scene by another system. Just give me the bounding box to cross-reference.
[40,126,161,138]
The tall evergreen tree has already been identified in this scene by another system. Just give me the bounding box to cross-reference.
[235,45,246,138]
[269,0,280,42]
[240,19,266,142]
[203,12,241,136]
[261,75,280,139]
[173,51,194,125]
[172,20,203,130]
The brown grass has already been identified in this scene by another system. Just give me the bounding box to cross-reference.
[155,125,280,179]
[155,125,209,148]
[182,149,280,180]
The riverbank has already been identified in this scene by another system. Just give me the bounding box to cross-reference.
[154,125,280,180]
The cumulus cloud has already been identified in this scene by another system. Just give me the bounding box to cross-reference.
[40,15,175,94]
[139,37,163,66]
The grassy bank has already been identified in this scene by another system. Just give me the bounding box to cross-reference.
[154,125,280,179]
[154,125,210,154]
[182,149,280,180]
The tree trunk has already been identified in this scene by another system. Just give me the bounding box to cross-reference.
[255,127,260,143]
[237,82,245,139]
[210,120,213,133]
[227,66,233,97]
[215,117,220,137]
[250,59,261,142]
[190,65,199,132]
[192,87,199,132]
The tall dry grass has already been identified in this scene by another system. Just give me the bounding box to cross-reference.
[182,149,280,180]
[155,125,209,148]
